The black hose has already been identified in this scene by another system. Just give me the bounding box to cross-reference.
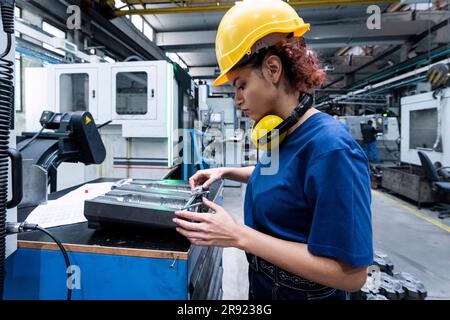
[0,2,13,33]
[35,226,72,300]
[96,119,112,130]
[0,0,15,300]
[18,127,45,152]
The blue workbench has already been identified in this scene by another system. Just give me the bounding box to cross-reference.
[4,179,224,300]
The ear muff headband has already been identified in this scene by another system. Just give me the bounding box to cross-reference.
[251,93,313,150]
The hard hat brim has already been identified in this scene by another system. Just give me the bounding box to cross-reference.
[213,73,229,86]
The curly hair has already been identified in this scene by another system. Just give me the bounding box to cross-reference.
[238,36,327,92]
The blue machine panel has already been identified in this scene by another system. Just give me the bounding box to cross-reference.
[4,248,188,300]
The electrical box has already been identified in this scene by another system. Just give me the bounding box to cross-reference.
[53,38,78,55]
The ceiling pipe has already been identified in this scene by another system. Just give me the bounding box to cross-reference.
[325,10,450,89]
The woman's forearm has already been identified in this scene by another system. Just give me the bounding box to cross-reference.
[221,166,255,183]
[236,225,367,292]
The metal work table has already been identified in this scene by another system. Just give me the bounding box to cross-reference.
[4,178,224,300]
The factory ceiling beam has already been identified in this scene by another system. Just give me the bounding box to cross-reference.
[188,67,217,78]
[156,30,215,47]
[187,67,374,78]
[114,0,396,15]
[165,46,215,53]
[163,39,406,54]
[156,19,429,49]
[333,12,450,89]
[68,0,167,60]
[125,0,236,4]
[18,0,167,61]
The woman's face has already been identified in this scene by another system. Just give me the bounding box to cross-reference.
[228,65,278,122]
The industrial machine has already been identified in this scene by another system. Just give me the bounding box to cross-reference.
[342,115,400,162]
[1,1,224,300]
[400,88,450,166]
[205,97,243,168]
[84,179,212,230]
[197,86,245,186]
[17,110,106,207]
[380,88,450,205]
[24,61,196,190]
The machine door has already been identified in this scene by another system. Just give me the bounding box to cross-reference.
[111,66,157,120]
[55,69,98,120]
[400,92,446,166]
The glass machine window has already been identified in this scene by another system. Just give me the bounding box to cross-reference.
[409,108,442,151]
[116,72,148,115]
[59,73,89,112]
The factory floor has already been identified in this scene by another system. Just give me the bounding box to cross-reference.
[220,185,450,300]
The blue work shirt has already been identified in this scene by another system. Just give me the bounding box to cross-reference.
[244,112,373,267]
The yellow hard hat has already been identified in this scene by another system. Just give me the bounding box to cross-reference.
[214,0,310,86]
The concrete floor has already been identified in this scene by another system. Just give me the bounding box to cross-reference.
[220,185,450,300]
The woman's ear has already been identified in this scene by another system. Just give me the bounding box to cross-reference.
[263,55,283,85]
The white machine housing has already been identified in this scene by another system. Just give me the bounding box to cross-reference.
[400,88,450,166]
[342,115,400,142]
[341,115,400,162]
[25,61,184,189]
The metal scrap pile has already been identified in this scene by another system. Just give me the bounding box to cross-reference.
[351,251,427,300]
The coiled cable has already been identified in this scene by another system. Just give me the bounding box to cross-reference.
[0,0,15,300]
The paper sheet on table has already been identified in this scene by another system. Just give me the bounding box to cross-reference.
[25,182,115,228]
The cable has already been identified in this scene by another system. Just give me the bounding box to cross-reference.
[0,37,12,300]
[96,119,112,130]
[35,226,72,301]
[0,0,16,301]
[6,222,73,300]
[380,136,400,160]
[0,1,13,36]
[18,127,45,152]
[19,111,63,152]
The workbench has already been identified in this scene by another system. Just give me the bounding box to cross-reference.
[3,179,224,300]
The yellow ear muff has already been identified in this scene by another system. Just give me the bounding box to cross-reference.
[251,115,287,151]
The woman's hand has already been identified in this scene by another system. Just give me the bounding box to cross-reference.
[173,197,243,248]
[189,168,224,190]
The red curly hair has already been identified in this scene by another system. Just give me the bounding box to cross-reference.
[238,36,327,92]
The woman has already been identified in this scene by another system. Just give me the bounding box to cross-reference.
[173,0,373,300]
